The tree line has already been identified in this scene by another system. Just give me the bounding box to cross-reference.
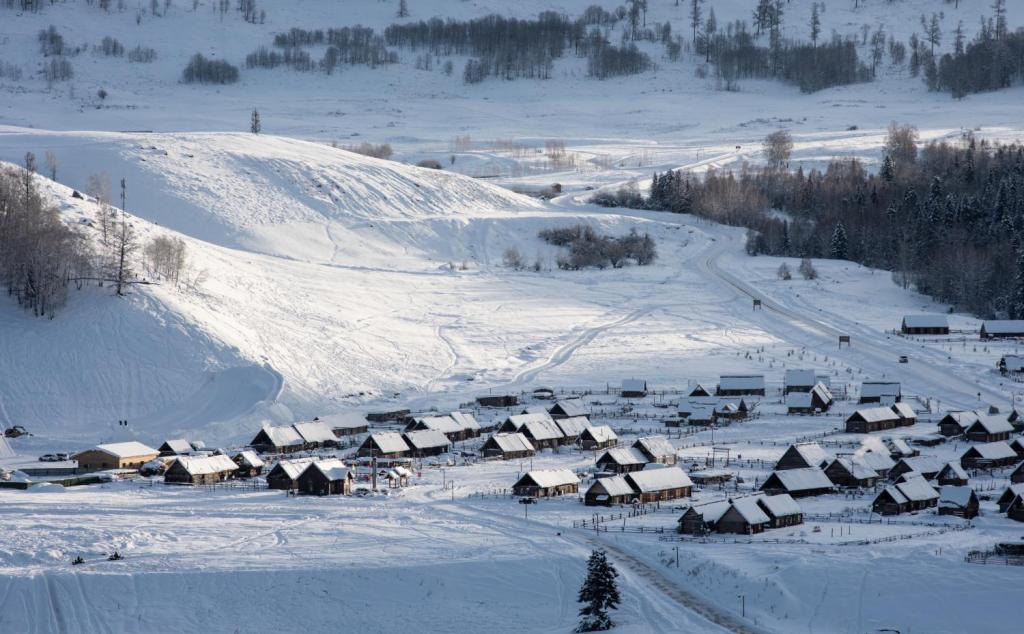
[538,224,657,270]
[617,125,1024,318]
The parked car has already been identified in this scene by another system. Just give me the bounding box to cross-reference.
[55,452,70,461]
[38,454,61,462]
[898,355,909,363]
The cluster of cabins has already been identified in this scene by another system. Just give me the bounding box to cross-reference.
[677,492,803,535]
[901,315,1024,340]
[354,412,484,459]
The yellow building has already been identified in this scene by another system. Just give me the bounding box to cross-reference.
[74,441,160,471]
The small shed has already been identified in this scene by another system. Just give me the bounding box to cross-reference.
[885,437,919,460]
[901,314,950,335]
[480,433,535,460]
[937,485,979,519]
[512,469,579,497]
[476,394,519,408]
[998,355,1024,375]
[579,425,618,451]
[786,383,833,413]
[760,467,834,498]
[891,403,917,426]
[297,459,352,496]
[621,379,648,398]
[688,384,714,398]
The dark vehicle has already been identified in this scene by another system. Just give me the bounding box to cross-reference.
[898,356,909,363]
[39,454,61,462]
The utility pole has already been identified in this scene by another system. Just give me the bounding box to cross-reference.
[738,594,745,618]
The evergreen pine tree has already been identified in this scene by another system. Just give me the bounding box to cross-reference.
[576,550,620,633]
[880,155,895,182]
[829,222,848,259]
[250,109,261,134]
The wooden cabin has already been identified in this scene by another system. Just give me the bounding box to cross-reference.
[775,443,830,471]
[316,413,369,437]
[756,494,803,528]
[901,314,949,335]
[579,425,618,451]
[937,485,979,519]
[960,441,1019,469]
[716,497,771,534]
[871,476,938,515]
[624,467,693,503]
[158,439,194,457]
[936,462,969,486]
[164,454,238,485]
[475,394,519,408]
[356,432,411,459]
[963,415,1013,443]
[997,484,1024,513]
[980,320,1024,339]
[74,442,160,471]
[688,384,713,398]
[621,379,648,398]
[783,369,821,394]
[892,403,917,426]
[232,450,265,478]
[250,424,305,454]
[555,416,590,445]
[596,447,649,473]
[859,450,896,478]
[480,433,535,460]
[845,406,902,433]
[759,467,834,498]
[859,381,901,404]
[786,383,833,414]
[1010,461,1024,484]
[824,457,878,488]
[885,437,919,460]
[938,411,981,437]
[548,400,588,420]
[889,457,944,481]
[292,421,339,449]
[584,475,637,506]
[265,457,316,490]
[1008,494,1024,522]
[512,469,579,497]
[716,375,765,397]
[402,429,451,457]
[296,459,352,496]
[633,436,677,465]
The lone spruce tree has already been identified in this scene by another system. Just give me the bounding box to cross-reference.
[576,549,620,632]
[829,221,848,260]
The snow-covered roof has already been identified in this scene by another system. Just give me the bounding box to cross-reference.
[555,416,590,438]
[784,369,817,388]
[292,421,337,444]
[589,475,635,498]
[791,443,830,468]
[506,412,554,429]
[273,457,316,479]
[310,458,351,481]
[171,454,238,476]
[685,499,733,523]
[880,485,909,505]
[895,475,939,502]
[598,447,649,466]
[729,495,771,525]
[767,467,833,492]
[258,424,304,448]
[621,379,647,392]
[522,418,565,442]
[719,375,765,391]
[367,431,410,454]
[449,411,480,431]
[941,410,983,429]
[897,456,944,475]
[487,433,534,454]
[966,414,1014,435]
[757,493,801,517]
[1002,355,1024,372]
[626,467,693,493]
[686,405,716,421]
[860,382,901,398]
[830,457,877,480]
[938,461,968,480]
[634,436,676,460]
[550,400,588,418]
[689,383,714,396]
[413,415,463,434]
[983,320,1024,334]
[850,406,900,423]
[81,442,159,459]
[813,383,834,402]
[583,425,618,444]
[902,314,949,329]
[786,392,812,408]
[886,437,915,456]
[891,403,916,419]
[964,441,1017,460]
[233,450,265,468]
[519,468,579,488]
[161,439,193,454]
[403,429,450,450]
[938,485,975,509]
[859,450,896,471]
[315,412,369,429]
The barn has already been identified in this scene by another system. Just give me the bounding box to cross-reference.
[786,383,833,414]
[296,459,353,496]
[402,429,451,457]
[759,467,834,497]
[555,416,590,444]
[163,454,238,485]
[265,457,315,490]
[980,320,1024,339]
[624,467,693,502]
[621,379,648,398]
[633,436,677,465]
[961,441,1019,469]
[963,415,1014,443]
[579,425,618,451]
[824,457,878,488]
[250,424,305,454]
[74,442,160,471]
[232,450,265,478]
[901,314,950,335]
[717,375,765,397]
[584,475,637,506]
[356,432,411,459]
[859,381,901,404]
[936,461,969,486]
[937,485,979,519]
[595,447,649,473]
[512,469,579,497]
[775,442,831,471]
[158,439,194,457]
[548,400,588,420]
[756,493,803,528]
[845,406,901,433]
[480,433,535,460]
